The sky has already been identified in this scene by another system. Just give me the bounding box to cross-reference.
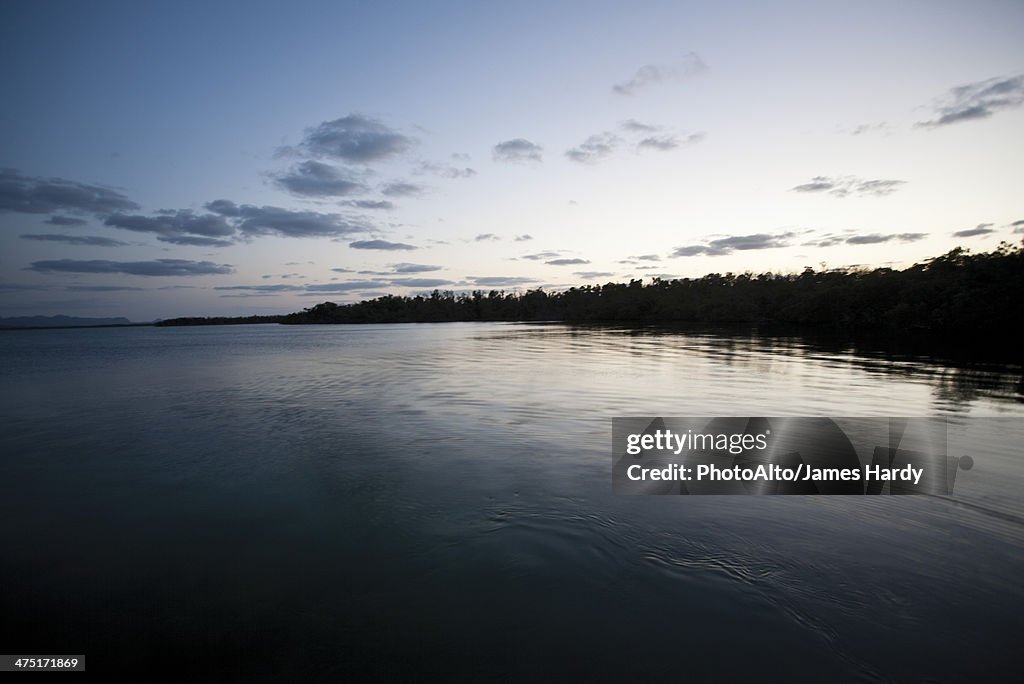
[1,0,1022,321]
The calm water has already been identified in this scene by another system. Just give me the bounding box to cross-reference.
[1,323,1022,681]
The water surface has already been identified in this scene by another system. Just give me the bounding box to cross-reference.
[1,323,1021,680]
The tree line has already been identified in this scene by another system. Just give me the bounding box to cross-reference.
[278,243,1021,337]
[157,243,1022,348]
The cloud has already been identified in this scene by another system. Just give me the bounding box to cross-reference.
[387,278,455,287]
[274,161,367,197]
[304,281,383,292]
[791,175,906,197]
[469,276,537,287]
[416,161,477,179]
[381,182,423,198]
[634,254,661,261]
[200,201,372,239]
[493,139,543,163]
[45,215,88,226]
[567,124,702,163]
[340,199,395,210]
[65,285,144,292]
[349,239,416,251]
[1013,219,1024,234]
[612,53,707,95]
[28,259,233,276]
[851,122,888,136]
[638,132,704,151]
[0,168,140,216]
[636,136,679,151]
[106,210,234,238]
[515,234,533,242]
[216,281,384,293]
[19,233,131,247]
[392,263,442,273]
[918,74,1024,127]
[565,133,621,163]
[546,258,590,266]
[293,114,414,162]
[205,199,241,216]
[620,119,660,133]
[214,284,303,292]
[843,232,928,245]
[475,233,500,241]
[672,232,796,257]
[952,224,995,238]
[157,235,235,247]
[520,251,562,260]
[574,271,615,279]
[802,235,846,248]
[710,233,794,251]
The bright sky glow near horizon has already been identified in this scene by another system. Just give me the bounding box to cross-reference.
[1,0,1022,321]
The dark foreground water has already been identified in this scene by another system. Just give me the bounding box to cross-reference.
[1,323,1022,681]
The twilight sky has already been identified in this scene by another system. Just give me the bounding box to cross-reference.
[1,0,1022,320]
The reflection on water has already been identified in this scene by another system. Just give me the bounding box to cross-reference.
[0,323,1021,680]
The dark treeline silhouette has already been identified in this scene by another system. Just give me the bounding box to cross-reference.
[279,243,1022,338]
[155,314,285,327]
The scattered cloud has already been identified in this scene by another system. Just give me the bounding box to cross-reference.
[636,135,679,151]
[387,278,454,287]
[620,119,659,133]
[850,122,888,136]
[574,271,615,279]
[565,133,620,164]
[639,132,704,151]
[415,161,476,179]
[1012,219,1024,234]
[392,263,442,273]
[475,233,500,241]
[158,235,235,247]
[514,234,533,242]
[672,232,796,257]
[520,251,562,261]
[843,232,928,245]
[106,210,234,240]
[381,182,423,198]
[65,285,144,292]
[200,201,372,239]
[791,175,906,197]
[493,139,543,163]
[952,224,995,238]
[19,233,131,247]
[340,199,395,210]
[215,284,303,292]
[468,276,536,287]
[28,259,233,276]
[918,74,1024,128]
[291,114,414,162]
[546,258,590,266]
[612,52,707,95]
[304,281,384,292]
[0,169,139,216]
[567,123,702,163]
[45,215,88,226]
[634,254,661,262]
[274,161,366,197]
[349,239,416,251]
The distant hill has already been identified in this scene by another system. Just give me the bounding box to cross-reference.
[0,315,136,329]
